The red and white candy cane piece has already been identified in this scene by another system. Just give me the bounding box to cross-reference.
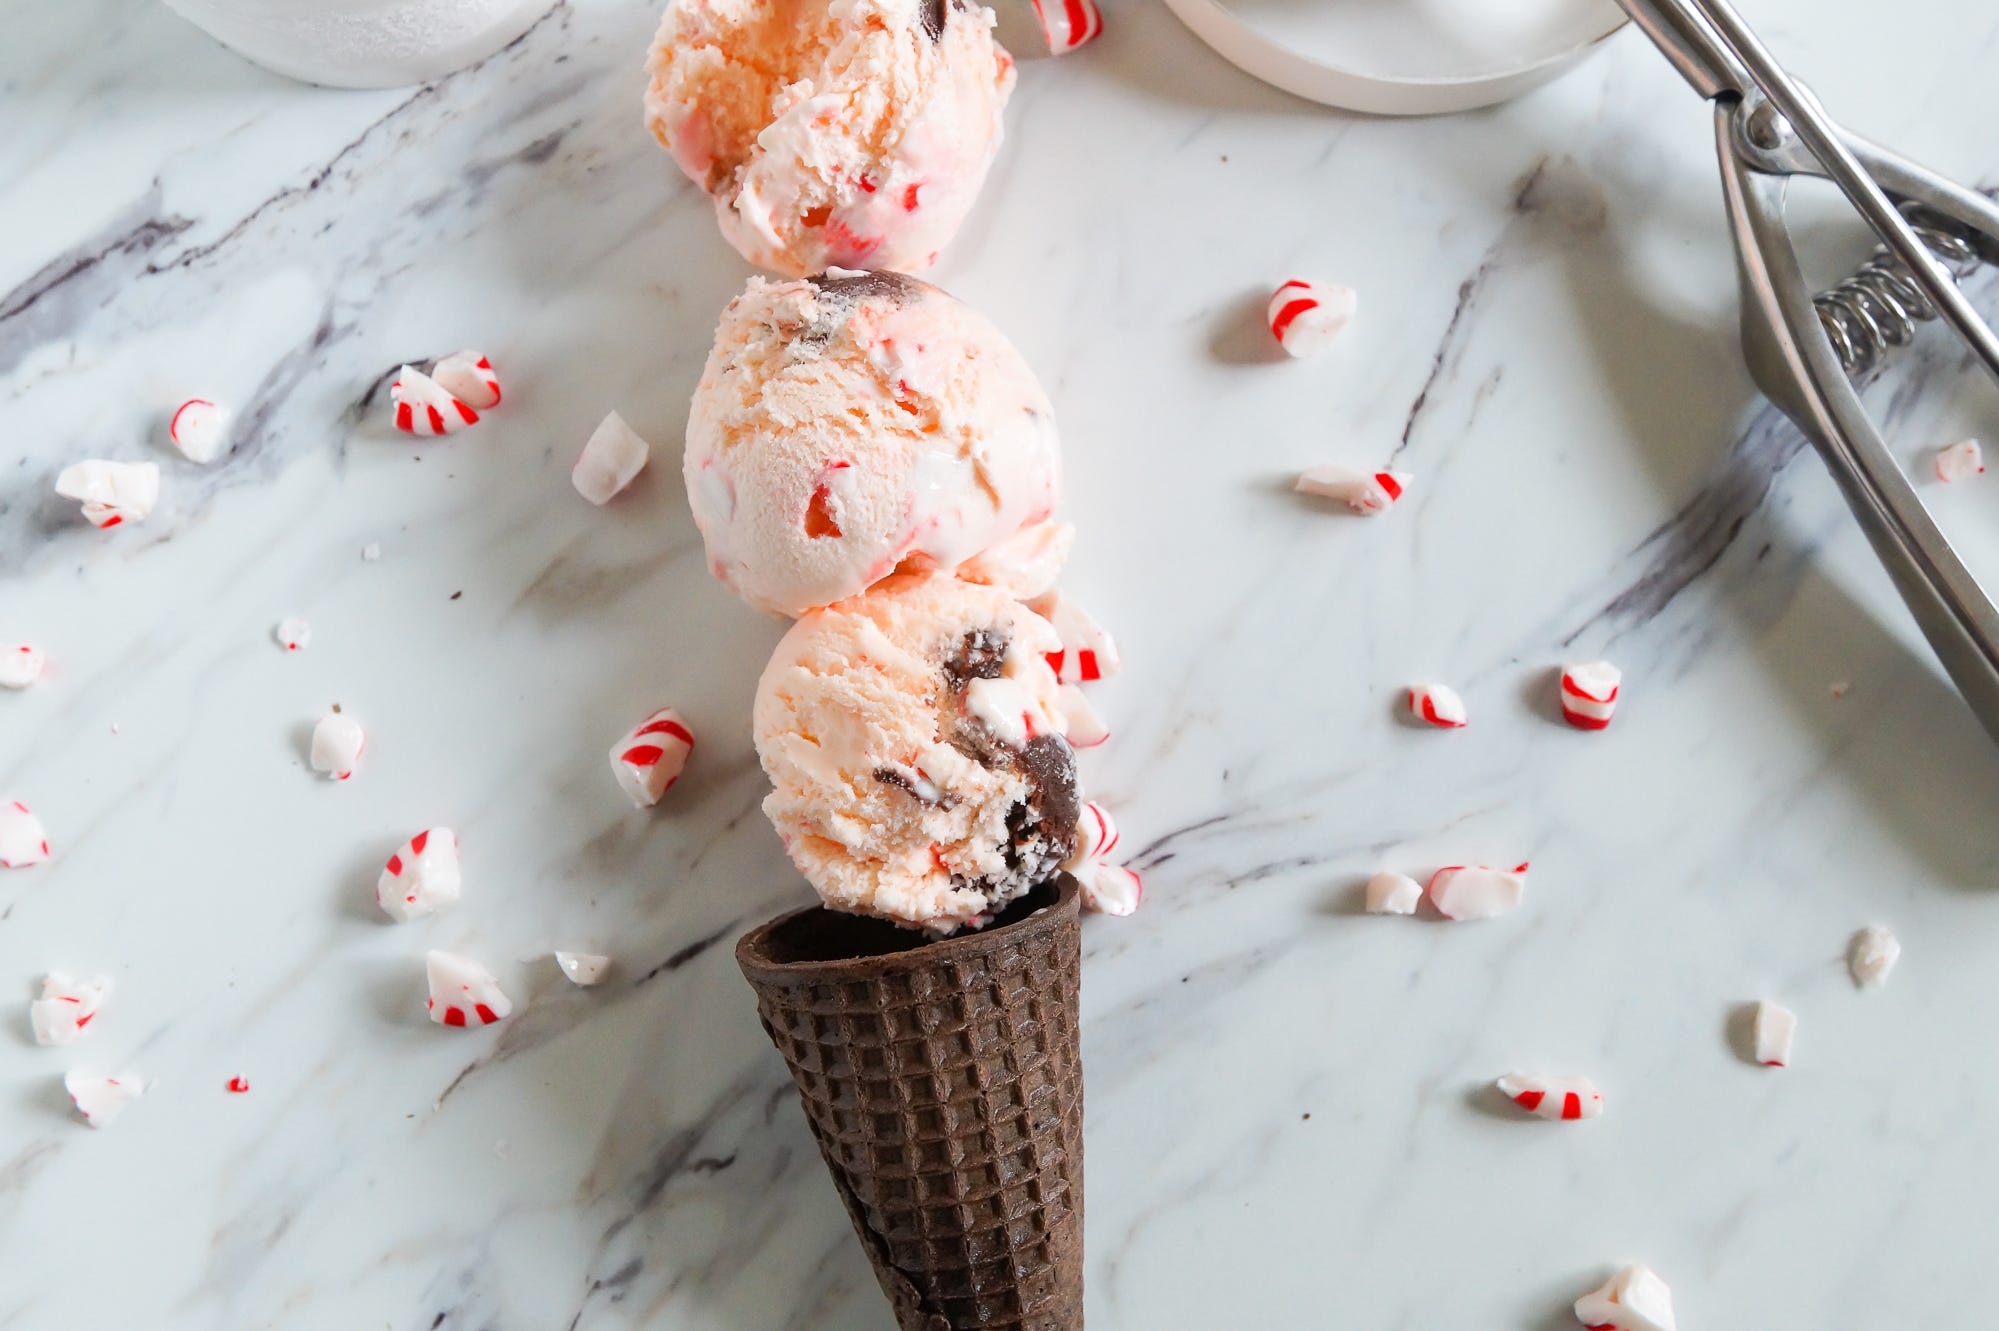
[31,972,112,1047]
[274,618,311,653]
[1055,684,1109,747]
[430,351,501,410]
[1267,279,1357,358]
[1753,1000,1795,1067]
[390,365,479,436]
[1560,660,1622,731]
[555,951,611,986]
[1028,0,1102,54]
[1408,683,1468,728]
[0,801,50,868]
[1070,801,1120,864]
[573,411,652,505]
[1497,1073,1604,1122]
[1,644,45,690]
[376,827,462,922]
[612,708,695,808]
[1365,870,1423,915]
[1077,862,1141,916]
[1573,1264,1677,1331]
[55,460,160,528]
[1849,924,1900,988]
[1030,591,1121,684]
[425,949,512,1027]
[1295,464,1409,516]
[1935,438,1984,483]
[64,1070,147,1128]
[1426,862,1526,920]
[169,398,232,464]
[310,710,365,781]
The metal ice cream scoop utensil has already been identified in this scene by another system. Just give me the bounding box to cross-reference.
[1614,0,1999,740]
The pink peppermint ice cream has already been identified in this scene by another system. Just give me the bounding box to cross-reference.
[644,0,1015,276]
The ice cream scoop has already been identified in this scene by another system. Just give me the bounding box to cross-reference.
[645,0,1014,276]
[686,270,1062,617]
[755,572,1080,933]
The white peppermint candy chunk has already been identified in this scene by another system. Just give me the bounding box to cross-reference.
[1427,863,1526,920]
[1066,801,1120,868]
[1935,438,1984,483]
[1849,925,1901,988]
[390,365,479,436]
[65,1071,147,1127]
[1408,683,1468,728]
[555,951,611,986]
[1054,684,1109,748]
[1561,660,1622,730]
[1364,871,1423,915]
[1754,1000,1796,1067]
[376,827,461,922]
[1029,591,1121,684]
[1295,464,1408,515]
[573,411,652,505]
[1,644,46,689]
[361,542,382,562]
[309,711,365,781]
[0,801,50,868]
[955,520,1073,600]
[1028,0,1102,53]
[55,460,160,528]
[429,351,501,410]
[425,950,512,1027]
[169,398,232,463]
[1574,1263,1677,1331]
[1497,1072,1604,1121]
[31,972,112,1046]
[611,707,695,808]
[1268,279,1357,358]
[1076,862,1142,916]
[274,618,311,653]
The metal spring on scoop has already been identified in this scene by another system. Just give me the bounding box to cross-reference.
[1816,204,1984,376]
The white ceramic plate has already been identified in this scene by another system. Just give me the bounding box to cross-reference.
[1158,0,1630,116]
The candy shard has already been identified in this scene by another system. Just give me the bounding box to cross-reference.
[1408,683,1468,728]
[1426,864,1525,920]
[169,398,232,463]
[1065,801,1120,867]
[424,950,512,1027]
[1028,591,1121,685]
[1,645,46,690]
[1267,279,1357,358]
[309,711,365,781]
[573,411,652,505]
[1935,438,1984,483]
[390,365,479,436]
[429,351,501,410]
[555,951,611,986]
[0,801,50,868]
[1849,925,1900,988]
[1560,660,1622,731]
[31,972,112,1047]
[376,828,462,922]
[55,460,160,528]
[64,1071,147,1127]
[1753,1000,1796,1067]
[1364,871,1423,915]
[1295,464,1408,516]
[611,707,695,808]
[1028,0,1103,53]
[274,618,311,653]
[1054,684,1109,748]
[1496,1072,1604,1121]
[1076,862,1141,916]
[1573,1263,1676,1331]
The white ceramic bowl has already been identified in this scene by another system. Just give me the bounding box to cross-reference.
[162,0,549,89]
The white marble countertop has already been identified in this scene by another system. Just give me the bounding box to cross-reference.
[7,0,1999,1326]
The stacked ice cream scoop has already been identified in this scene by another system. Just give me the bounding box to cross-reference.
[648,1,1108,1325]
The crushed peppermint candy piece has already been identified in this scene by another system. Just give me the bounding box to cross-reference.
[0,801,50,868]
[55,460,160,528]
[169,399,232,463]
[1029,591,1121,685]
[1067,801,1120,866]
[1849,925,1900,988]
[1076,862,1142,916]
[1497,1072,1603,1121]
[572,411,652,505]
[31,972,112,1047]
[1,644,46,689]
[390,365,479,436]
[376,827,461,922]
[425,950,512,1027]
[226,1076,250,1093]
[1935,439,1984,483]
[1267,279,1357,358]
[555,952,611,986]
[611,707,695,808]
[1295,465,1408,515]
[1408,683,1468,728]
[1364,871,1423,915]
[361,542,381,562]
[1560,661,1622,730]
[1574,1263,1677,1331]
[955,520,1073,601]
[429,351,501,410]
[1054,684,1109,747]
[274,618,311,653]
[1427,863,1526,920]
[65,1071,147,1127]
[1028,0,1102,53]
[1753,1000,1796,1067]
[310,710,365,781]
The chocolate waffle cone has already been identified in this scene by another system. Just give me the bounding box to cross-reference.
[737,877,1085,1331]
